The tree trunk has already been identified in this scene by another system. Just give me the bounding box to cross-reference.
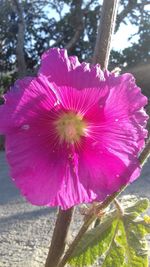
[12,0,26,77]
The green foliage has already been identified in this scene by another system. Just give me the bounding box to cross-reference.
[0,74,13,95]
[69,213,118,266]
[69,196,150,267]
[121,196,149,215]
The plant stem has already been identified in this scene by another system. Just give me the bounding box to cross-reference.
[58,192,121,267]
[45,207,74,267]
[58,138,150,266]
[114,198,124,216]
[44,0,150,263]
[139,138,150,166]
[92,0,119,69]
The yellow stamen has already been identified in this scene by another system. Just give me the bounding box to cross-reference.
[54,112,87,144]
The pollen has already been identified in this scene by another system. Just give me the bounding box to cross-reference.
[54,112,87,144]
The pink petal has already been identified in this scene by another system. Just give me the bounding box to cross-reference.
[0,75,56,134]
[39,48,105,89]
[51,84,108,115]
[0,48,148,210]
[53,152,97,209]
[5,127,68,207]
[105,72,148,115]
[96,72,148,151]
[78,140,141,200]
[6,131,95,209]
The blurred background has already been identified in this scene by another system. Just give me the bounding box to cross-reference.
[0,0,150,119]
[0,0,150,88]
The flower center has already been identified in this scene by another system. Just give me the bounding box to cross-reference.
[55,112,87,144]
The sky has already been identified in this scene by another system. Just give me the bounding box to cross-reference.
[112,23,138,51]
[44,1,149,53]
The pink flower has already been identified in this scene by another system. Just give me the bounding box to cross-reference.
[0,48,148,210]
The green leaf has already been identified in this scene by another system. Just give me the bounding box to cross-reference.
[101,220,124,267]
[68,196,150,267]
[116,218,149,267]
[69,213,118,267]
[120,196,149,215]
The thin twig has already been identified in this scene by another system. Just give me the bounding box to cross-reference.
[139,138,150,166]
[114,198,124,216]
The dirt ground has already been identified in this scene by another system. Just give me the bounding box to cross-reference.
[0,151,149,267]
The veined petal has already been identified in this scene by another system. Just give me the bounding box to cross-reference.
[78,140,141,200]
[51,84,108,116]
[5,128,68,207]
[0,75,56,134]
[104,72,148,114]
[0,48,148,210]
[39,48,105,89]
[86,72,148,154]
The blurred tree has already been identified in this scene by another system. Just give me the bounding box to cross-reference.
[111,0,150,69]
[0,0,149,90]
[12,0,26,77]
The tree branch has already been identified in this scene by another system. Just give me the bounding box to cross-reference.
[84,0,96,11]
[65,0,84,52]
[65,25,83,51]
[116,0,150,33]
[50,36,64,48]
[116,0,135,32]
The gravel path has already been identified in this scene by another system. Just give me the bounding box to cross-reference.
[0,151,149,267]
